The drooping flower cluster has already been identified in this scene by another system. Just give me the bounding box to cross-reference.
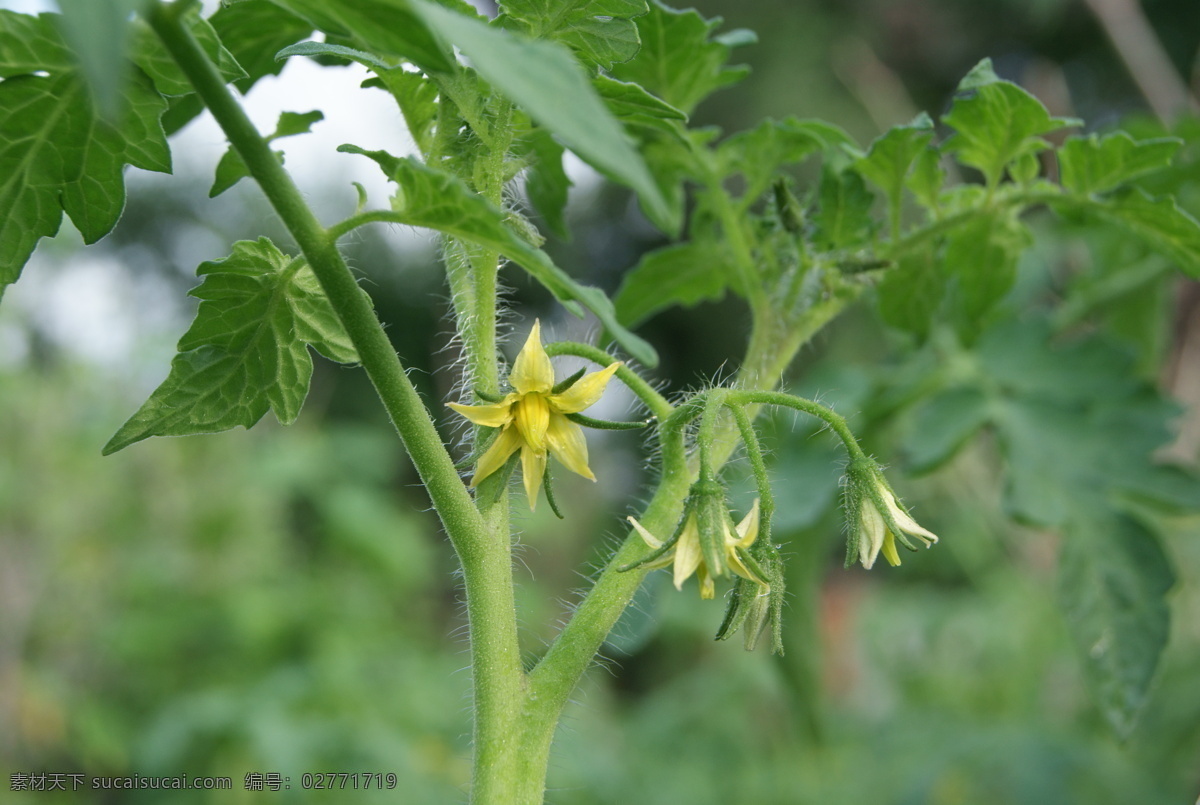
[448,320,620,508]
[846,459,938,569]
[626,496,768,600]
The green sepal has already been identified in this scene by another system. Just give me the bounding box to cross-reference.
[551,368,587,395]
[691,478,729,579]
[542,464,565,520]
[564,413,649,431]
[619,510,690,572]
[481,450,521,507]
[454,424,501,470]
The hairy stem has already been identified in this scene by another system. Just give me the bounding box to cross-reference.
[146,4,525,800]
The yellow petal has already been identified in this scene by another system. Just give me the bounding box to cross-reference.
[732,499,760,549]
[881,531,902,566]
[672,518,703,590]
[515,394,550,453]
[549,362,621,414]
[510,320,554,394]
[546,414,594,480]
[471,425,522,486]
[521,443,547,510]
[447,398,516,428]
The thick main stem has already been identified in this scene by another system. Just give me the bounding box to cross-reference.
[146,5,525,800]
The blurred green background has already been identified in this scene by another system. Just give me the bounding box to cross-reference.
[3,0,1200,803]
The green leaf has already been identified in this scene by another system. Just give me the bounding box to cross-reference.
[875,251,944,339]
[364,68,439,154]
[1059,515,1174,738]
[942,213,1030,339]
[265,0,454,73]
[410,0,674,233]
[131,9,246,97]
[103,238,358,455]
[1071,187,1200,277]
[272,109,323,138]
[55,0,146,117]
[0,10,73,76]
[613,239,732,326]
[905,145,944,210]
[158,1,313,134]
[0,33,170,289]
[1058,132,1180,196]
[854,112,934,220]
[943,58,1079,187]
[719,118,854,202]
[516,128,572,239]
[210,149,255,197]
[283,42,439,155]
[608,2,752,115]
[899,387,991,473]
[343,150,657,366]
[811,164,874,251]
[209,110,321,197]
[213,0,312,90]
[274,39,390,70]
[975,320,1176,525]
[499,0,647,70]
[592,74,687,138]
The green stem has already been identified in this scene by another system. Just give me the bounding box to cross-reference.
[544,341,673,421]
[146,5,525,800]
[517,410,694,790]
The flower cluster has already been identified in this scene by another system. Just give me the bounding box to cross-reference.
[845,459,938,569]
[626,492,768,600]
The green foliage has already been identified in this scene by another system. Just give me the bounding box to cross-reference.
[1060,515,1174,740]
[614,239,730,326]
[608,1,752,115]
[158,0,312,133]
[499,0,649,70]
[0,10,170,291]
[265,0,455,73]
[411,0,674,231]
[1058,132,1180,195]
[104,238,359,454]
[942,58,1079,187]
[341,148,657,366]
[897,318,1199,733]
[4,0,1200,791]
[210,109,323,197]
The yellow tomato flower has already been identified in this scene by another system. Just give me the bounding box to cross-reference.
[447,320,621,508]
[856,482,938,569]
[627,500,766,599]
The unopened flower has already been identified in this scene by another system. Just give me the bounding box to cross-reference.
[627,499,767,599]
[853,476,938,569]
[448,320,620,508]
